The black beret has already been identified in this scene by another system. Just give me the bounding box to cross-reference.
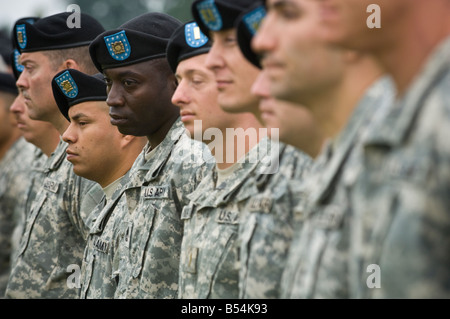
[13,12,105,53]
[10,17,40,80]
[236,2,266,69]
[89,12,182,73]
[0,72,18,96]
[191,0,255,36]
[166,21,211,73]
[0,31,12,67]
[52,69,107,121]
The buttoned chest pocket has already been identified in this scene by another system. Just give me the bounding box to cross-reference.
[135,200,184,297]
[300,202,349,298]
[18,194,47,257]
[198,209,240,298]
[128,203,156,279]
[114,221,133,280]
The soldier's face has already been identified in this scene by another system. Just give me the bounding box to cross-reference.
[205,28,261,115]
[62,101,126,187]
[16,52,60,122]
[314,0,411,51]
[252,0,345,106]
[172,54,242,140]
[0,94,17,146]
[104,59,177,137]
[251,70,322,156]
[9,92,57,146]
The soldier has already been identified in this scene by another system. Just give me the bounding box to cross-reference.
[168,19,279,299]
[184,0,270,299]
[231,2,316,299]
[8,38,61,272]
[251,70,324,156]
[0,72,35,297]
[8,92,60,265]
[168,21,256,154]
[252,0,395,298]
[182,0,312,299]
[5,13,105,298]
[53,69,146,195]
[86,12,212,299]
[314,0,450,298]
[52,69,147,297]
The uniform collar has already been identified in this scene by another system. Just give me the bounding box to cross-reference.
[306,76,395,205]
[45,138,67,173]
[188,137,273,208]
[127,118,185,187]
[363,36,450,148]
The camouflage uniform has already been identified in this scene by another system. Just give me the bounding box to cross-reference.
[81,118,213,299]
[10,147,48,266]
[280,76,395,298]
[0,137,35,297]
[79,171,131,299]
[179,137,276,299]
[238,143,312,298]
[346,36,450,298]
[5,139,103,298]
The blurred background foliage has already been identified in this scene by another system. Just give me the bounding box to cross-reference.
[0,0,197,71]
[72,0,197,29]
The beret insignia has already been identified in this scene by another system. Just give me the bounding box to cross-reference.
[196,0,222,31]
[185,22,208,48]
[104,30,131,61]
[242,6,266,36]
[55,70,78,98]
[16,24,27,49]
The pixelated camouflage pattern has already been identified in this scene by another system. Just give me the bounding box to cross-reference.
[238,143,312,298]
[0,138,36,297]
[79,172,130,299]
[280,76,395,298]
[179,137,276,299]
[81,118,213,299]
[10,148,48,267]
[346,37,450,298]
[5,139,103,298]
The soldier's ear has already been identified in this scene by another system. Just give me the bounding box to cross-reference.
[343,50,361,64]
[62,59,81,71]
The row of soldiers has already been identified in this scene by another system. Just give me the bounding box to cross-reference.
[0,0,449,299]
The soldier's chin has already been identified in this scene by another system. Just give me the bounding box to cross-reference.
[117,125,146,137]
[72,167,90,181]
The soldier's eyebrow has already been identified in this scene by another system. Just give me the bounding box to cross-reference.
[268,0,297,11]
[71,112,90,122]
[177,69,207,79]
[104,70,143,80]
[18,57,34,67]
